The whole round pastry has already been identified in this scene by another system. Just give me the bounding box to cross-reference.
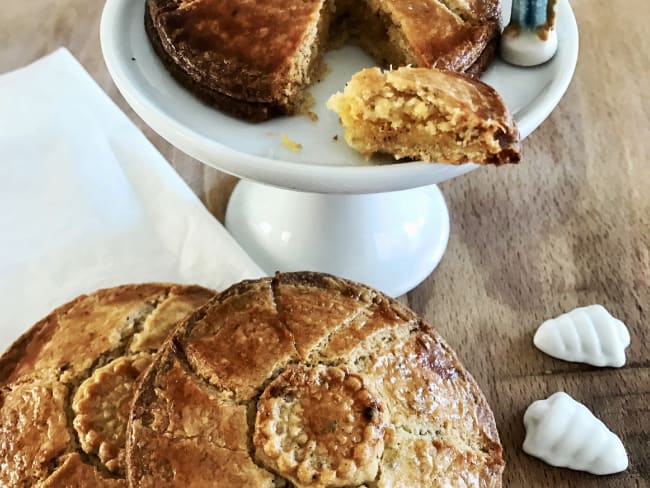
[127,272,504,487]
[0,284,216,487]
[145,0,502,121]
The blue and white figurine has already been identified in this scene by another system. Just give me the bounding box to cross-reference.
[500,0,558,66]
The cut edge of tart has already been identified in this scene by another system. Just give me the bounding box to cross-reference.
[144,0,501,122]
[327,66,521,165]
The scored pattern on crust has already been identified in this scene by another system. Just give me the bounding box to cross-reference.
[0,284,216,487]
[127,273,504,488]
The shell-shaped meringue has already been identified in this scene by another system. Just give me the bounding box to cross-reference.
[523,392,628,475]
[534,305,630,367]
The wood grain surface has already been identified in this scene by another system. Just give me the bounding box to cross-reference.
[1,0,648,486]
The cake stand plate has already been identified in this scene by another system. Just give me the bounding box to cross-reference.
[100,0,579,295]
[226,182,450,297]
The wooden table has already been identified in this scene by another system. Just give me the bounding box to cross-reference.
[2,1,648,486]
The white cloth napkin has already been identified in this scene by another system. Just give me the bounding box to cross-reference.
[0,48,264,350]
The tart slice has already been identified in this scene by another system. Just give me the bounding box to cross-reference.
[327,67,521,165]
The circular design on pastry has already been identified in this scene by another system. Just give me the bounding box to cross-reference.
[255,365,384,486]
[127,272,504,487]
[0,284,216,486]
[72,354,153,473]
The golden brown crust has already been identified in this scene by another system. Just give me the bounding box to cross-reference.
[127,344,275,488]
[464,35,499,79]
[41,453,127,488]
[371,0,498,72]
[144,5,288,122]
[272,271,377,358]
[145,0,501,121]
[0,372,71,487]
[145,0,330,122]
[0,283,216,487]
[0,297,82,384]
[183,277,298,401]
[127,272,504,487]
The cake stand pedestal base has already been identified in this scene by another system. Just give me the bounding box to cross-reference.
[225,180,450,296]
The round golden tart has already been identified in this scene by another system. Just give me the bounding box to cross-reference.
[0,284,216,487]
[145,0,502,121]
[127,273,504,487]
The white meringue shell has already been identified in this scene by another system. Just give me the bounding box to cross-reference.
[523,392,628,475]
[534,305,630,367]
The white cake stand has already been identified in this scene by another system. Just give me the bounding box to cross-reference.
[100,0,578,296]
